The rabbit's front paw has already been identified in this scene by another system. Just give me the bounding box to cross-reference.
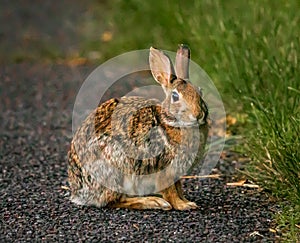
[172,200,198,211]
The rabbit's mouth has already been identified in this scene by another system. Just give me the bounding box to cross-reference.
[162,110,204,128]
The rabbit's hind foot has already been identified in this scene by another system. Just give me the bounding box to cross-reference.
[108,196,172,210]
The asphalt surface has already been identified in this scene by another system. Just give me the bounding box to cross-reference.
[0,64,280,242]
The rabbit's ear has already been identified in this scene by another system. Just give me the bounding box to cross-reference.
[175,44,190,80]
[149,47,176,89]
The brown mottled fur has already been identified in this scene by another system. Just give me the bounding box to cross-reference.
[68,45,209,210]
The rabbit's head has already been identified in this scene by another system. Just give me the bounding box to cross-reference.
[149,45,208,127]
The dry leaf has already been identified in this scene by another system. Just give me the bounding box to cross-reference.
[67,57,88,66]
[101,31,113,42]
[226,115,237,126]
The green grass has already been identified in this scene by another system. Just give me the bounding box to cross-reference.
[3,0,300,240]
[82,0,300,240]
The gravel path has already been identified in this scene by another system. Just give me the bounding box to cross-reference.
[0,64,279,242]
[0,2,280,242]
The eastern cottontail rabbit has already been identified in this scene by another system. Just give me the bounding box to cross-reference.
[68,45,209,210]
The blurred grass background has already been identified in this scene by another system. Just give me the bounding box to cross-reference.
[1,0,299,240]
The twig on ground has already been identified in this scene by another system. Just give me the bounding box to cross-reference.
[132,224,139,231]
[61,185,70,190]
[181,174,221,179]
[226,179,260,188]
[249,231,265,238]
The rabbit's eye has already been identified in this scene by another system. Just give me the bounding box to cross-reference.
[171,91,179,102]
